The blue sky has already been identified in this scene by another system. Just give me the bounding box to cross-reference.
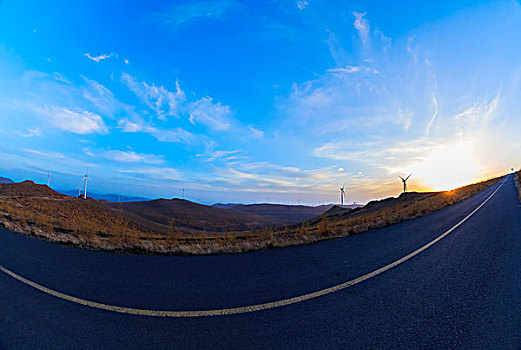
[0,0,520,205]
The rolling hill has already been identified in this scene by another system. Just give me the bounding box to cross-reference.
[0,175,504,255]
[213,203,333,224]
[108,199,283,232]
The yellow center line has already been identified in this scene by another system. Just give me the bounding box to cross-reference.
[0,178,507,318]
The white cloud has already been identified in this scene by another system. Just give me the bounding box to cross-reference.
[36,105,107,134]
[117,118,143,132]
[327,65,379,74]
[52,73,71,84]
[84,52,115,62]
[189,96,233,130]
[121,72,186,120]
[20,128,41,137]
[117,118,196,144]
[425,93,438,135]
[81,76,121,117]
[211,162,354,194]
[297,0,308,10]
[104,150,164,164]
[23,148,65,159]
[150,127,197,144]
[353,12,370,47]
[313,138,437,165]
[205,149,242,162]
[453,89,501,125]
[249,125,264,138]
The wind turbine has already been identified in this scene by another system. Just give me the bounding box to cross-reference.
[46,174,50,187]
[80,167,89,199]
[340,183,346,208]
[399,173,412,193]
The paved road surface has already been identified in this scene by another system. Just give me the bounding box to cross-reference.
[0,174,520,349]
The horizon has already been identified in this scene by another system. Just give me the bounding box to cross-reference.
[1,0,520,205]
[1,171,509,207]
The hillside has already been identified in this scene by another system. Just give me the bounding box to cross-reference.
[0,177,14,184]
[0,175,504,255]
[108,199,282,232]
[0,181,166,248]
[215,203,333,224]
[305,192,438,226]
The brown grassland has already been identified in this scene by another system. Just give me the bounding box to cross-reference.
[0,176,502,255]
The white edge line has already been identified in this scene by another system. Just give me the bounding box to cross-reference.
[0,177,507,318]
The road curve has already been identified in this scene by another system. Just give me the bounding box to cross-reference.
[0,174,520,348]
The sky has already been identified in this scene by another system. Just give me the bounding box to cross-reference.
[0,0,520,205]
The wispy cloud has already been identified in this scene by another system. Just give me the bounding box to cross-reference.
[84,52,115,62]
[203,149,242,162]
[297,0,308,10]
[19,128,41,137]
[353,12,370,47]
[23,148,64,159]
[35,105,108,134]
[211,161,356,196]
[154,0,238,26]
[189,96,233,130]
[104,150,164,164]
[327,65,379,74]
[81,76,123,117]
[425,93,438,135]
[121,72,186,120]
[248,125,264,138]
[313,138,435,165]
[117,118,197,144]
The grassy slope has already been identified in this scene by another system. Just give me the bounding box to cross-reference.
[0,181,169,250]
[0,176,503,255]
[107,199,281,232]
[223,203,333,224]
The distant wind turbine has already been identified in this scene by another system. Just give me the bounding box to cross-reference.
[340,183,346,208]
[46,174,50,187]
[399,173,412,193]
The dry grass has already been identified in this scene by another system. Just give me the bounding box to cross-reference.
[0,176,502,255]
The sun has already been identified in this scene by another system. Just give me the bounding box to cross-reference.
[410,140,484,191]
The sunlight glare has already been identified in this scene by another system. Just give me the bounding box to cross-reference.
[411,141,483,191]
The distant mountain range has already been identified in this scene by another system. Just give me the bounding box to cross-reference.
[56,190,149,203]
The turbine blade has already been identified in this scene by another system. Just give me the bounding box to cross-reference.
[405,173,412,181]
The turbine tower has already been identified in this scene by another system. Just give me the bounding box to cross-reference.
[46,174,50,187]
[399,173,412,193]
[340,183,346,208]
[80,167,89,199]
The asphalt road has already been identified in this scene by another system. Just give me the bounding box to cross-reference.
[0,174,520,349]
